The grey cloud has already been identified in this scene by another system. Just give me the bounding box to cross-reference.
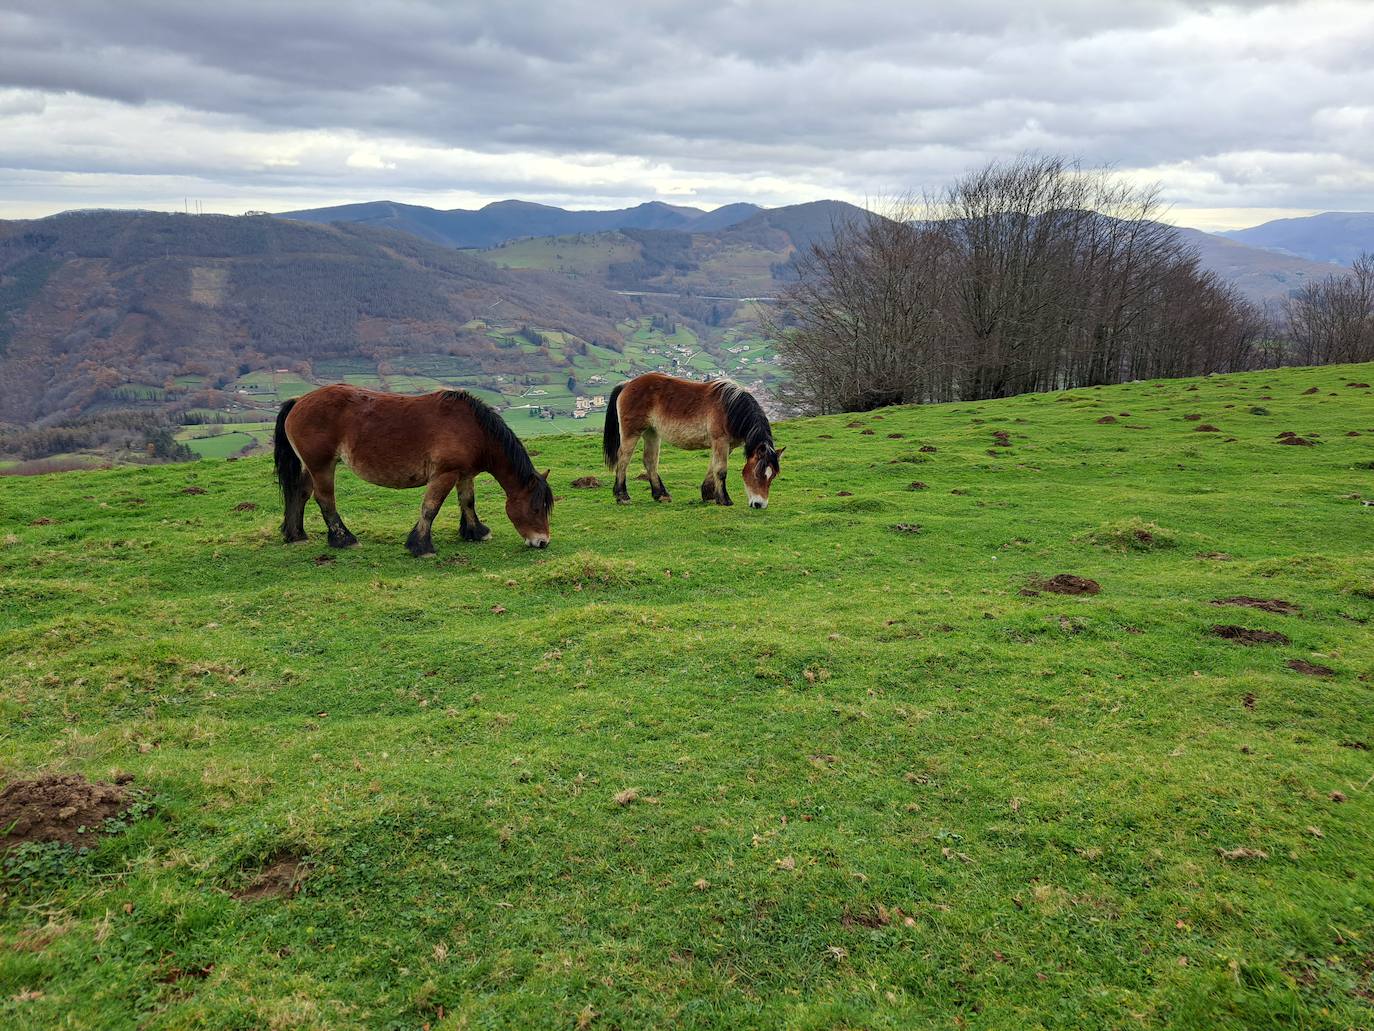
[0,0,1371,220]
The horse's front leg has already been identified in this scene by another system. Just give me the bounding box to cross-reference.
[702,437,733,505]
[406,472,459,557]
[456,476,492,542]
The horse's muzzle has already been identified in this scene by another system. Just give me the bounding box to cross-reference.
[527,536,550,548]
[749,499,767,509]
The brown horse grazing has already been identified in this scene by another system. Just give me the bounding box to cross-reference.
[602,373,784,508]
[274,386,553,554]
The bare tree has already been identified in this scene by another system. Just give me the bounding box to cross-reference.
[772,156,1267,413]
[1283,254,1374,365]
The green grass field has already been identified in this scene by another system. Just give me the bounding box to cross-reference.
[2,365,1372,1029]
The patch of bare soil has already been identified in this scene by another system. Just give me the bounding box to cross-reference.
[1211,625,1290,645]
[1348,382,1371,388]
[0,774,133,850]
[313,554,335,566]
[1195,424,1221,433]
[891,523,922,534]
[1278,434,1316,446]
[860,428,875,435]
[919,445,938,453]
[1212,596,1302,615]
[232,501,257,511]
[906,481,928,491]
[181,486,208,496]
[29,517,54,526]
[1302,386,1319,395]
[570,475,601,488]
[836,490,854,497]
[1035,574,1101,596]
[1288,659,1335,677]
[1095,415,1117,424]
[233,851,309,901]
[845,420,865,428]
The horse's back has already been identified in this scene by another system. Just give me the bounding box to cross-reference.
[618,373,723,449]
[285,386,473,487]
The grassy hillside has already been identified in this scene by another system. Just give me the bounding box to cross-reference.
[2,365,1373,1029]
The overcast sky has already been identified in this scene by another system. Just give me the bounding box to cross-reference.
[1,0,1371,230]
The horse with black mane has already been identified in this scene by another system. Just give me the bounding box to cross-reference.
[602,372,784,508]
[274,385,553,554]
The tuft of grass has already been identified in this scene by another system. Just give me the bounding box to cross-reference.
[1075,516,1179,552]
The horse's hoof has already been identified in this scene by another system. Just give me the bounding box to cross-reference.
[656,494,672,503]
[416,551,437,559]
[616,496,632,505]
[718,498,734,507]
[479,529,492,541]
[284,536,308,545]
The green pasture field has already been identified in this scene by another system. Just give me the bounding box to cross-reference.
[3,365,1372,1029]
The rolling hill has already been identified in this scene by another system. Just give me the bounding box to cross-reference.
[0,210,785,467]
[279,199,765,249]
[0,210,634,423]
[1220,211,1374,267]
[1173,227,1345,304]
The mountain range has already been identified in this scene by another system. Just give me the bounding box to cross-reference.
[283,199,1367,304]
[280,199,766,249]
[1220,211,1374,267]
[0,199,1369,447]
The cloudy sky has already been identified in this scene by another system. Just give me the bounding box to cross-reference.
[1,0,1371,230]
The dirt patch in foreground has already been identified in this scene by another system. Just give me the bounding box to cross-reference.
[234,851,310,901]
[570,476,602,488]
[1211,625,1290,646]
[1212,596,1302,615]
[0,774,133,850]
[1034,574,1101,596]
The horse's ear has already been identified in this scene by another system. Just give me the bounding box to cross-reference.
[540,468,550,480]
[775,446,787,458]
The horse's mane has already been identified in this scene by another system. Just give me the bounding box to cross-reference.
[714,381,774,454]
[441,390,553,512]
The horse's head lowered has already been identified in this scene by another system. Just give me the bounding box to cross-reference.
[742,444,784,509]
[507,468,554,547]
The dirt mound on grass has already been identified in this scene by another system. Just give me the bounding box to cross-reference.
[570,475,601,488]
[1287,659,1335,677]
[234,851,310,901]
[1095,415,1117,424]
[0,774,133,850]
[1195,424,1222,433]
[1211,625,1290,646]
[1212,596,1302,615]
[1035,574,1101,595]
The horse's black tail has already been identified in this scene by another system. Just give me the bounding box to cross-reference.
[602,383,625,469]
[274,398,305,503]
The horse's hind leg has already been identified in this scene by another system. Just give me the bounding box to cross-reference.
[310,463,359,548]
[406,472,458,557]
[613,431,641,504]
[642,432,670,502]
[456,476,492,542]
[282,471,313,543]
